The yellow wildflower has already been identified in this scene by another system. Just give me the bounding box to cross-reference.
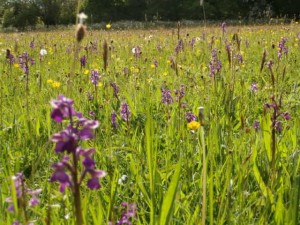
[84,69,89,75]
[147,77,153,84]
[47,79,53,84]
[14,63,20,68]
[130,67,139,73]
[52,81,61,88]
[150,64,156,69]
[106,23,111,29]
[187,121,200,130]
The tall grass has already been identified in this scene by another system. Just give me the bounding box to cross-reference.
[0,23,299,224]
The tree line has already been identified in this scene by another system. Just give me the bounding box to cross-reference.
[1,0,299,29]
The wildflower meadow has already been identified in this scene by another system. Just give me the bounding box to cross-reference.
[0,21,300,225]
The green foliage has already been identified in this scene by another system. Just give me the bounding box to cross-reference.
[2,1,40,29]
[0,24,300,224]
[2,0,300,29]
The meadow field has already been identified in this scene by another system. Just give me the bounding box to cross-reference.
[0,23,299,225]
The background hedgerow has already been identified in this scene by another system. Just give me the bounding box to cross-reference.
[0,23,300,224]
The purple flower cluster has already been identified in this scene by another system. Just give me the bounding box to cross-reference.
[30,40,35,49]
[278,37,288,58]
[6,173,41,212]
[157,44,162,51]
[50,95,106,191]
[185,111,197,122]
[153,59,159,68]
[90,69,100,85]
[267,60,274,69]
[6,173,41,225]
[250,82,258,92]
[189,37,196,48]
[209,49,222,77]
[175,84,185,102]
[234,53,243,64]
[221,22,226,34]
[123,67,129,75]
[264,101,291,133]
[110,82,119,98]
[19,52,35,75]
[120,102,131,122]
[51,150,106,191]
[80,55,87,68]
[110,202,137,225]
[132,46,142,58]
[161,88,173,105]
[111,111,117,128]
[253,120,260,131]
[6,49,15,65]
[175,39,184,54]
[169,56,176,70]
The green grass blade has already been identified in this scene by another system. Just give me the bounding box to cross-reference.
[159,161,181,225]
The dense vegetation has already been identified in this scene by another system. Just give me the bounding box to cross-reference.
[1,0,300,29]
[0,20,299,224]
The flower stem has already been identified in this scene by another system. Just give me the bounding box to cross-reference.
[200,126,207,225]
[72,151,84,225]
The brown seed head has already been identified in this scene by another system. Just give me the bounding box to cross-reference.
[76,24,86,42]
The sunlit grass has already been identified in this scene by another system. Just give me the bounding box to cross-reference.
[0,23,299,224]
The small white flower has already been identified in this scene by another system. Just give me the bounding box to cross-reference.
[77,12,88,25]
[40,49,47,56]
[132,47,137,54]
[118,174,127,185]
[65,213,70,220]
